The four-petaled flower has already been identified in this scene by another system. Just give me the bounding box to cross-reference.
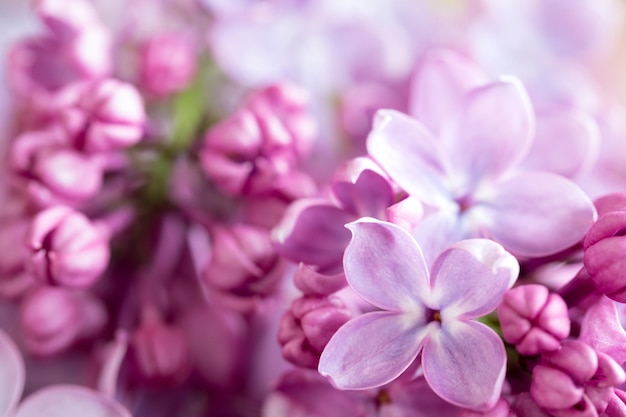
[318,218,519,411]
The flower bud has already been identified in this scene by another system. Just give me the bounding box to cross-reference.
[293,263,346,296]
[200,109,265,195]
[278,296,351,369]
[204,224,284,298]
[583,211,626,302]
[27,206,110,288]
[246,82,316,158]
[20,286,106,356]
[530,340,626,416]
[139,33,197,96]
[200,83,316,196]
[498,284,570,355]
[11,128,105,208]
[7,26,111,107]
[130,320,192,387]
[60,79,145,153]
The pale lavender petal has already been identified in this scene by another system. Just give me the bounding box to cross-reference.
[332,169,394,218]
[345,218,430,311]
[412,208,473,268]
[319,311,430,390]
[445,78,534,190]
[521,108,600,178]
[0,329,24,417]
[473,171,596,257]
[409,50,488,135]
[14,385,131,417]
[579,296,626,364]
[367,110,451,207]
[422,321,506,411]
[272,198,354,269]
[430,239,519,320]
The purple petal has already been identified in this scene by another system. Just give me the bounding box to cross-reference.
[272,198,355,269]
[344,218,430,310]
[473,171,596,257]
[521,108,600,178]
[409,50,488,136]
[430,239,519,319]
[445,78,534,190]
[0,329,24,417]
[14,385,131,417]
[367,110,451,207]
[579,296,626,364]
[412,208,473,268]
[332,169,394,218]
[422,320,506,411]
[319,311,431,389]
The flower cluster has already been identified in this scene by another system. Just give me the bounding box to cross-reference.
[1,0,626,416]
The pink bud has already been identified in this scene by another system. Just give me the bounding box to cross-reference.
[278,296,351,368]
[60,79,145,153]
[593,193,626,218]
[130,320,192,387]
[530,340,625,415]
[20,286,106,356]
[200,83,316,196]
[28,206,110,288]
[11,128,104,208]
[204,224,284,297]
[7,23,111,106]
[139,33,197,96]
[498,284,570,355]
[583,211,626,302]
[246,82,317,158]
[200,109,263,195]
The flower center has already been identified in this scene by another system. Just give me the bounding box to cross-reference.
[426,308,442,323]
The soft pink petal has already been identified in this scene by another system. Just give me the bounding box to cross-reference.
[409,50,488,136]
[445,78,534,190]
[14,385,131,417]
[473,171,596,257]
[319,311,430,390]
[367,110,451,207]
[430,239,519,320]
[332,169,394,218]
[345,218,430,311]
[579,296,626,364]
[272,199,355,269]
[0,329,24,417]
[521,108,600,179]
[412,208,473,268]
[422,321,506,411]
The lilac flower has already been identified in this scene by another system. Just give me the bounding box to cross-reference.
[368,77,596,264]
[318,218,519,411]
[272,157,394,272]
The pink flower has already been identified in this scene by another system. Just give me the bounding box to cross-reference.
[318,218,519,411]
[139,33,197,96]
[369,62,595,263]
